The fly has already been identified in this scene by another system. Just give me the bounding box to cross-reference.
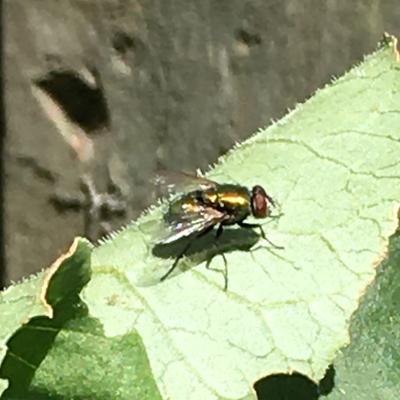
[155,172,281,285]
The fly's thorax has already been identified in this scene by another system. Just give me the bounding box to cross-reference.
[202,184,251,221]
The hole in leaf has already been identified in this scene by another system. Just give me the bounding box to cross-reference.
[254,365,335,399]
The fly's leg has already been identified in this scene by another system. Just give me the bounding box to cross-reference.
[204,223,229,290]
[160,239,194,282]
[160,225,214,282]
[268,212,284,220]
[216,223,224,239]
[206,251,228,291]
[238,222,284,249]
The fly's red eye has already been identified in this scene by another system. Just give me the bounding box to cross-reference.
[251,185,272,218]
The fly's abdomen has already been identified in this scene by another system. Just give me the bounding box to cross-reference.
[165,195,201,221]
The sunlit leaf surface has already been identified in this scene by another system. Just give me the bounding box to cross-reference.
[1,38,400,399]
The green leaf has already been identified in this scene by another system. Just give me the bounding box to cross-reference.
[88,38,400,398]
[0,238,161,400]
[0,238,92,394]
[1,37,400,399]
[324,220,400,399]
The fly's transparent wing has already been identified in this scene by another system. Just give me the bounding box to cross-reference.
[158,205,226,244]
[152,170,218,198]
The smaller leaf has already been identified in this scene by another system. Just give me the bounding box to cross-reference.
[0,238,161,400]
[0,238,92,397]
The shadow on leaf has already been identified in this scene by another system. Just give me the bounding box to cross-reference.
[0,239,91,398]
[254,365,335,400]
[152,227,262,287]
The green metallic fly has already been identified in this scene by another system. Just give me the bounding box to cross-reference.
[155,172,281,284]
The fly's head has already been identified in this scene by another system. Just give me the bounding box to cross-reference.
[250,185,276,219]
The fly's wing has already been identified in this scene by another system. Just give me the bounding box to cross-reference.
[158,205,226,244]
[153,170,218,198]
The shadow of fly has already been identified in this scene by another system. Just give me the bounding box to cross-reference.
[153,172,282,289]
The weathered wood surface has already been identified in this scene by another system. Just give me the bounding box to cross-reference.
[3,0,399,283]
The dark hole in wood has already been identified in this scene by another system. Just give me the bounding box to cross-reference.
[34,69,110,133]
[112,31,135,54]
[236,28,262,46]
